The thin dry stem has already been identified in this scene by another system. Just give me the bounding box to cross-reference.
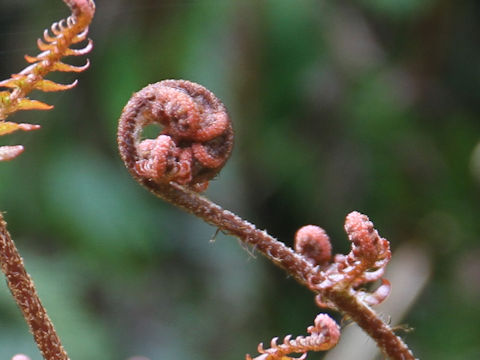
[0,214,69,360]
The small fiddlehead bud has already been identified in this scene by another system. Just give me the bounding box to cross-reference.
[118,80,233,191]
[294,225,332,266]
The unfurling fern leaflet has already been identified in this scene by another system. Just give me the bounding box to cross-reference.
[246,314,340,360]
[0,0,95,161]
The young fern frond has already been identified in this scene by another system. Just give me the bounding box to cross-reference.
[0,0,95,161]
[0,1,95,360]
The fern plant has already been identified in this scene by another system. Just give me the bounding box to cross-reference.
[0,1,419,360]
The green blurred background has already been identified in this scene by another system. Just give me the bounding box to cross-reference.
[1,0,479,359]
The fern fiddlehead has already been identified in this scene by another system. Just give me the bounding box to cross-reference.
[118,80,233,192]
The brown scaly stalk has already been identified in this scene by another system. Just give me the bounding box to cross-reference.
[117,80,416,360]
[0,214,69,360]
[0,0,95,359]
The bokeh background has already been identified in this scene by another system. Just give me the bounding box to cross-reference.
[1,0,480,359]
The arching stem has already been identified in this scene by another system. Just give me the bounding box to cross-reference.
[142,181,415,360]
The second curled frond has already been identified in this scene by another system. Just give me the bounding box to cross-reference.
[295,212,392,310]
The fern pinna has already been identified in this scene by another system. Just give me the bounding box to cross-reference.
[0,0,95,161]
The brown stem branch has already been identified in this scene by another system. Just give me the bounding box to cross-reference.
[326,287,414,359]
[145,182,415,360]
[151,181,315,287]
[0,213,69,360]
